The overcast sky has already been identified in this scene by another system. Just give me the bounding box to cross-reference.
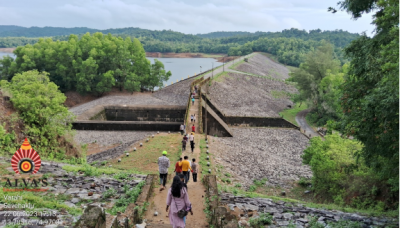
[0,0,375,34]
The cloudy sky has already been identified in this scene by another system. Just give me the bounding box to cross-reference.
[0,0,375,34]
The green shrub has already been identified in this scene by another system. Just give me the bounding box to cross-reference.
[248,185,257,192]
[303,133,362,196]
[108,181,145,215]
[1,70,75,158]
[248,213,272,227]
[113,172,129,180]
[253,178,267,187]
[235,183,242,188]
[298,177,312,187]
[102,188,117,199]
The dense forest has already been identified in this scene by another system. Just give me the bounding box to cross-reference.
[0,33,171,95]
[290,0,398,210]
[0,26,359,67]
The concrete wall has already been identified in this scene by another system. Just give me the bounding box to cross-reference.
[201,104,233,137]
[73,121,181,131]
[201,94,298,129]
[105,105,185,122]
[224,116,298,128]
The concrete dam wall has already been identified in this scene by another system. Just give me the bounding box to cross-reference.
[104,105,185,122]
[72,105,186,131]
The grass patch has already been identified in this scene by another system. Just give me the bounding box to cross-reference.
[229,59,245,70]
[62,163,136,176]
[0,162,14,176]
[199,137,213,176]
[109,134,182,174]
[271,90,292,99]
[279,103,308,126]
[106,181,145,215]
[211,71,229,82]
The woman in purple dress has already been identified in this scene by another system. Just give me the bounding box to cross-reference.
[166,176,193,228]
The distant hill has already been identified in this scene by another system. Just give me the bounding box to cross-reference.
[0,25,26,33]
[0,26,99,37]
[0,26,360,67]
[196,31,254,38]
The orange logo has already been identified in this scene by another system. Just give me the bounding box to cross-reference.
[11,138,41,174]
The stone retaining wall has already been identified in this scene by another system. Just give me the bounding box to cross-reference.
[73,121,181,131]
[201,93,298,129]
[104,105,186,122]
[219,193,398,228]
[203,175,239,228]
[201,101,233,137]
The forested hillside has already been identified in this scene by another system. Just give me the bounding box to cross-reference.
[288,0,399,210]
[0,26,359,67]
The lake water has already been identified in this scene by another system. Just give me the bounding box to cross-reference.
[0,52,222,86]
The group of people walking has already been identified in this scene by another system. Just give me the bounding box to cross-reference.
[182,132,195,153]
[155,85,201,228]
[157,139,200,227]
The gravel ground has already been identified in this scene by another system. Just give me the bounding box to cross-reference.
[235,53,291,80]
[74,130,154,146]
[209,72,297,117]
[153,77,195,106]
[210,128,311,187]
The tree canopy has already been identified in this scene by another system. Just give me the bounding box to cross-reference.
[0,32,171,95]
[335,0,399,191]
[0,70,74,158]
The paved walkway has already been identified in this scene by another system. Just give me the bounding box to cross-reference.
[295,109,321,138]
[144,90,208,228]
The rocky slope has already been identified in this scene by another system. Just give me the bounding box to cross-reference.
[235,53,291,80]
[152,77,195,106]
[210,128,311,187]
[209,72,296,117]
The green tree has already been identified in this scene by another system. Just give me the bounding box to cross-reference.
[0,70,75,156]
[302,133,363,202]
[332,0,399,191]
[289,42,340,124]
[148,59,171,91]
[124,73,140,94]
[0,33,170,96]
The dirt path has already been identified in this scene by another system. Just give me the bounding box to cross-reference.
[295,109,321,138]
[144,93,208,228]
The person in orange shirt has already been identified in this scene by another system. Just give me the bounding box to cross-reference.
[179,156,191,184]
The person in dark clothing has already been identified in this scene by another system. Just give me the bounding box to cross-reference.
[178,173,188,191]
[191,158,198,182]
[182,139,187,151]
[190,141,195,153]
